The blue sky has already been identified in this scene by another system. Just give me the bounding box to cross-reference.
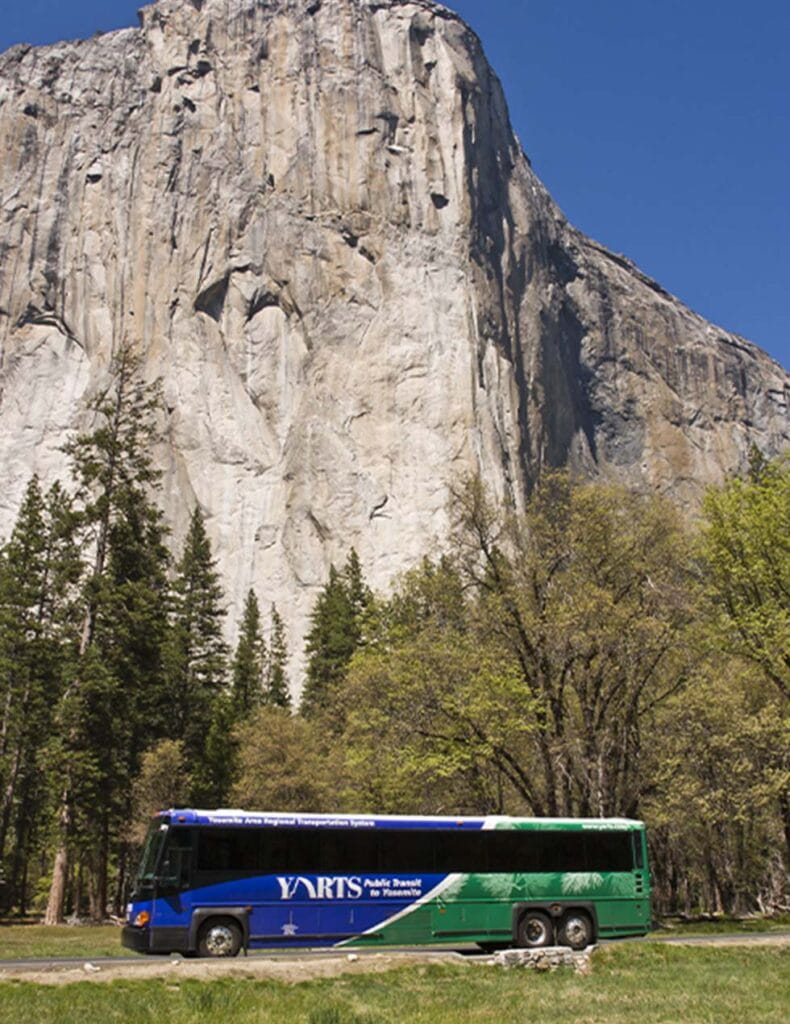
[1,0,787,370]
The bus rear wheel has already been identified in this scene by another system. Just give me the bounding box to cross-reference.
[197,918,242,958]
[517,910,553,948]
[558,910,593,950]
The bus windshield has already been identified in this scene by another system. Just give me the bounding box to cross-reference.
[136,821,169,886]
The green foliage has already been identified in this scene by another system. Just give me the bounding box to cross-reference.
[1,425,786,923]
[195,694,238,807]
[163,507,229,801]
[341,557,535,813]
[645,662,788,914]
[231,589,267,715]
[700,455,790,699]
[0,477,82,911]
[265,604,291,709]
[681,455,790,910]
[301,550,372,718]
[343,475,696,820]
[231,594,291,714]
[42,346,172,921]
[130,740,192,843]
[231,707,344,811]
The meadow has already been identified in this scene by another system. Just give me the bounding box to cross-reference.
[0,943,787,1024]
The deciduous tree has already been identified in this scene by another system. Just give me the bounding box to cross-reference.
[231,707,343,811]
[700,455,790,700]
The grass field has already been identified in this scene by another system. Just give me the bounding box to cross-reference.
[0,924,123,961]
[653,913,790,935]
[0,945,787,1024]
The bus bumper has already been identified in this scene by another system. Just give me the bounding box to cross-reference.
[121,924,150,953]
[122,924,192,954]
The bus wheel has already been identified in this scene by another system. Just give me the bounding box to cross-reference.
[197,918,243,958]
[558,911,593,950]
[517,911,553,948]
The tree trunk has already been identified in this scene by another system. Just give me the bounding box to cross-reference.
[74,860,84,920]
[43,790,71,925]
[92,816,110,922]
[20,856,29,916]
[115,842,127,917]
[44,844,69,925]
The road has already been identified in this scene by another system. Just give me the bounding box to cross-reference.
[645,931,790,946]
[0,933,788,972]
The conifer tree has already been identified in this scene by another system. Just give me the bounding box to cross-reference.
[343,548,373,629]
[198,694,237,807]
[0,478,81,911]
[44,345,170,924]
[231,589,266,716]
[265,604,291,709]
[300,550,371,718]
[164,507,229,804]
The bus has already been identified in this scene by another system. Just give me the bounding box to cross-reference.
[122,809,651,957]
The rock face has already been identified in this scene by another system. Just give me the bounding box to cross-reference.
[0,0,787,678]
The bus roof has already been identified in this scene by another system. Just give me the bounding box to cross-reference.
[158,809,645,830]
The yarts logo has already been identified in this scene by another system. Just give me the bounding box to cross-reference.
[277,876,363,900]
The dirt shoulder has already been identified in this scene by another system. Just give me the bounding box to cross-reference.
[0,950,469,986]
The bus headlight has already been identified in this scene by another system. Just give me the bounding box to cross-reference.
[133,911,151,927]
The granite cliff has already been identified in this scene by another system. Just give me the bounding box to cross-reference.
[0,0,787,673]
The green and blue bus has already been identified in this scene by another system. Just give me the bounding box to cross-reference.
[122,809,651,957]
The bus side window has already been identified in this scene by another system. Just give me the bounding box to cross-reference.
[261,829,290,873]
[545,832,585,873]
[197,828,260,874]
[585,831,632,872]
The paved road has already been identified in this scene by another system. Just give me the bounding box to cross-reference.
[0,933,788,971]
[646,931,790,946]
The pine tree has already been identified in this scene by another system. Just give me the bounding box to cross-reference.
[44,345,170,924]
[164,507,229,804]
[199,694,237,807]
[231,589,266,716]
[0,478,81,911]
[343,548,373,630]
[0,478,49,839]
[265,604,291,709]
[300,551,371,718]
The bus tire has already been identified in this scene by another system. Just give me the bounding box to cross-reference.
[558,910,593,950]
[197,917,243,958]
[516,910,553,948]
